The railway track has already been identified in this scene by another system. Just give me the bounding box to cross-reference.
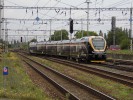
[98,59,133,72]
[19,53,115,100]
[40,56,133,88]
[90,62,133,72]
[17,50,133,72]
[107,59,133,66]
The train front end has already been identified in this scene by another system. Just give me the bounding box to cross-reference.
[89,36,107,62]
[29,42,37,54]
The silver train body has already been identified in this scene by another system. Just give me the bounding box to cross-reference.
[29,36,107,62]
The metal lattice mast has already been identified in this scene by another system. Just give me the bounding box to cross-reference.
[0,0,3,39]
[130,8,133,50]
[0,0,1,39]
[86,0,91,36]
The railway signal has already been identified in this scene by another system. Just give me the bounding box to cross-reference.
[111,16,116,46]
[69,18,73,33]
[21,37,22,42]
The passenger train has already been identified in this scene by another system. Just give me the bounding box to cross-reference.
[29,36,107,62]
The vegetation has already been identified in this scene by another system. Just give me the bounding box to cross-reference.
[74,30,98,39]
[0,52,51,100]
[50,29,69,41]
[50,30,98,40]
[106,27,130,49]
[2,27,132,51]
[107,50,133,55]
[0,39,4,43]
[32,56,133,100]
[30,38,37,42]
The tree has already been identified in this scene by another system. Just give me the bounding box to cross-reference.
[107,27,130,49]
[120,38,130,49]
[99,30,103,37]
[0,39,3,43]
[50,29,69,41]
[30,38,37,42]
[104,33,107,40]
[74,30,98,39]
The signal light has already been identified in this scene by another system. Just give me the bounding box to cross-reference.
[70,19,73,33]
[21,37,22,42]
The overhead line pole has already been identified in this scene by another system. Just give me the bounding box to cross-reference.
[0,0,4,40]
[81,19,83,37]
[50,20,52,42]
[0,0,1,39]
[130,7,133,51]
[0,0,2,39]
[5,20,8,52]
[86,0,91,36]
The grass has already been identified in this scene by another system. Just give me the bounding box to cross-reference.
[32,56,133,100]
[107,50,133,55]
[0,52,52,100]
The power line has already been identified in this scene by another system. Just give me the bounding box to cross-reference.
[20,0,43,29]
[34,0,41,6]
[107,0,130,7]
[2,29,79,32]
[53,0,112,30]
[3,18,131,21]
[20,1,60,33]
[3,2,132,28]
[54,0,78,8]
[5,0,23,6]
[41,1,86,32]
[1,6,131,11]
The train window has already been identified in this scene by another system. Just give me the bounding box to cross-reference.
[70,44,76,52]
[76,43,81,52]
[92,38,105,50]
[64,46,70,51]
[57,44,62,52]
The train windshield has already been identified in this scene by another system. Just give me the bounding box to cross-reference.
[92,38,105,50]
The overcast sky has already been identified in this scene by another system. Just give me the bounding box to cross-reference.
[2,0,133,42]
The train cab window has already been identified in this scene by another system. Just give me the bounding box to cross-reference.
[92,38,105,50]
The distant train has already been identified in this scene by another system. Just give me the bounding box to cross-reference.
[29,36,107,62]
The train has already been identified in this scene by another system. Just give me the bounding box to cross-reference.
[29,36,107,62]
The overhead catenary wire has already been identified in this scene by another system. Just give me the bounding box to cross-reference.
[3,6,130,31]
[19,0,42,26]
[74,0,131,28]
[32,1,88,33]
[20,0,52,31]
[2,0,132,40]
[53,0,108,30]
[31,1,61,31]
[53,0,132,33]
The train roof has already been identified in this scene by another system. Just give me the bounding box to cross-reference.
[30,36,104,45]
[37,41,47,44]
[29,42,37,47]
[29,42,37,45]
[55,37,90,43]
